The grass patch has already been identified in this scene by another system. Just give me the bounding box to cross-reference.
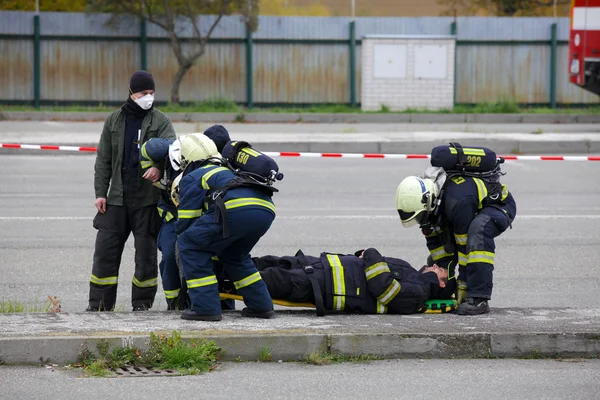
[2,100,600,115]
[258,345,273,362]
[0,296,62,313]
[74,331,222,377]
[303,352,383,365]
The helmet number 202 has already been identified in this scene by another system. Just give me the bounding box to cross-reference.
[466,155,481,167]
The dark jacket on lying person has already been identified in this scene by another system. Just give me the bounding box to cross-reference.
[220,248,451,315]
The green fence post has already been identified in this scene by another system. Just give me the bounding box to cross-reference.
[450,21,457,108]
[33,14,41,109]
[140,18,148,71]
[349,20,357,108]
[246,25,253,109]
[550,22,557,109]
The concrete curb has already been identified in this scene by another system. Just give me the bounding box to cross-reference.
[2,332,599,365]
[2,111,600,124]
[1,308,599,365]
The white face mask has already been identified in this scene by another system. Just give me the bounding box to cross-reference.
[133,94,154,110]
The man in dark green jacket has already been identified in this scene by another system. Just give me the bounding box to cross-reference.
[87,70,177,312]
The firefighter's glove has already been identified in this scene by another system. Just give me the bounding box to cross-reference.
[457,281,468,304]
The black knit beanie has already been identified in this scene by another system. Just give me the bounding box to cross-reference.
[129,70,155,94]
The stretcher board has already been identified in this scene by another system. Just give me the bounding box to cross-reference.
[220,293,458,314]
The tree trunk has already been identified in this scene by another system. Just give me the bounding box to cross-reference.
[170,62,191,104]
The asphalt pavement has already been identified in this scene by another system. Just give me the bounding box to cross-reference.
[2,359,599,399]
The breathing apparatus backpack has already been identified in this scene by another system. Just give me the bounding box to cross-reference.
[428,142,507,218]
[181,140,284,238]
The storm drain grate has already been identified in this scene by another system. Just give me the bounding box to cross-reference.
[111,366,181,377]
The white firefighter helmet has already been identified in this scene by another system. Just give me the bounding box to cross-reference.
[168,135,186,171]
[180,133,220,168]
[395,176,439,228]
[170,173,183,207]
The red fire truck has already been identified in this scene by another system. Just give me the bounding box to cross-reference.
[569,0,600,96]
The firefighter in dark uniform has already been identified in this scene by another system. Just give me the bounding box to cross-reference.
[220,247,451,315]
[88,70,176,312]
[139,125,235,310]
[395,144,517,315]
[174,134,276,321]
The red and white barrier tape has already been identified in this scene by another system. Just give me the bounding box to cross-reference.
[1,143,600,161]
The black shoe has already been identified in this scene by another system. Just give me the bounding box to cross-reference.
[132,306,148,312]
[241,307,275,319]
[457,298,490,315]
[181,309,222,321]
[85,306,99,312]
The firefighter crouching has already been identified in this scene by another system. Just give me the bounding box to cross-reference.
[172,134,277,321]
[139,126,235,311]
[395,143,517,315]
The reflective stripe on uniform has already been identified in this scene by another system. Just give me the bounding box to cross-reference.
[454,233,468,246]
[224,198,276,214]
[472,178,489,209]
[242,147,261,157]
[178,209,203,219]
[233,272,262,290]
[467,250,495,265]
[365,262,390,281]
[458,251,468,267]
[164,289,180,299]
[501,184,509,201]
[157,207,164,217]
[211,256,219,261]
[133,276,158,288]
[90,274,117,285]
[326,254,346,311]
[165,212,174,222]
[376,302,387,314]
[430,246,454,261]
[187,275,218,289]
[201,167,230,190]
[140,143,154,168]
[377,280,401,306]
[449,147,486,156]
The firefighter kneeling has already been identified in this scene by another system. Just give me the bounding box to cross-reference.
[395,143,517,315]
[172,134,277,321]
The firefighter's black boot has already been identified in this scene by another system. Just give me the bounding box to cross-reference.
[457,298,490,315]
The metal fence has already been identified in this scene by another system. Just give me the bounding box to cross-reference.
[1,11,598,107]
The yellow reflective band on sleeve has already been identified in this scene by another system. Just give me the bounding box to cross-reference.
[157,207,165,217]
[501,184,509,201]
[377,280,401,306]
[201,167,229,190]
[233,272,262,290]
[224,198,276,214]
[454,233,468,246]
[458,252,468,267]
[449,147,486,156]
[473,178,489,209]
[430,246,454,261]
[178,209,203,219]
[165,212,174,222]
[376,302,387,314]
[467,251,495,265]
[90,274,117,285]
[132,276,158,288]
[242,147,261,157]
[140,160,154,169]
[211,256,219,261]
[365,262,390,281]
[187,275,218,289]
[141,143,153,162]
[326,254,346,311]
[164,289,180,299]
